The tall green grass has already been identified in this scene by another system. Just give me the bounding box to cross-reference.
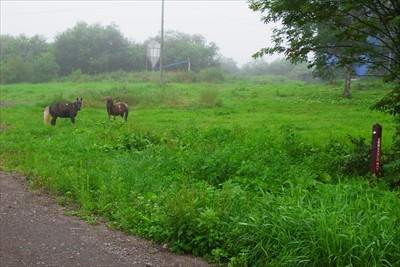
[1,79,399,266]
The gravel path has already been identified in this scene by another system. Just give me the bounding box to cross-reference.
[0,171,212,267]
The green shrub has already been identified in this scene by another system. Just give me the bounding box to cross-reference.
[341,136,371,176]
[199,89,223,107]
[197,67,225,83]
[166,71,197,83]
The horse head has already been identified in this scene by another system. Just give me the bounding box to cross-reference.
[75,98,83,111]
[106,96,113,110]
[106,96,113,104]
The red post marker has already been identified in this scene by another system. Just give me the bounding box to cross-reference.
[370,124,382,178]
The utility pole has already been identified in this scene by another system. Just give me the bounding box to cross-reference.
[160,0,165,87]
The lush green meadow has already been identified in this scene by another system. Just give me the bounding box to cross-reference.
[1,78,399,266]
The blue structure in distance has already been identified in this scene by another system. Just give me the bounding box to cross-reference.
[154,58,191,70]
[326,35,383,77]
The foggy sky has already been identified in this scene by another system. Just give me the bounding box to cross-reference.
[0,0,280,66]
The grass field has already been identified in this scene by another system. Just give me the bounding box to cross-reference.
[1,77,399,266]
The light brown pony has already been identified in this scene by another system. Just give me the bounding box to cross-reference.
[106,96,128,122]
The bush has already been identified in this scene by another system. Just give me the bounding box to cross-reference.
[199,89,223,107]
[197,67,225,83]
[341,136,371,176]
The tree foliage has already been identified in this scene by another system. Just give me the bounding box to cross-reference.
[241,58,311,79]
[216,56,240,74]
[242,58,294,76]
[53,22,141,75]
[0,34,59,83]
[249,0,399,82]
[148,30,219,71]
[1,22,223,83]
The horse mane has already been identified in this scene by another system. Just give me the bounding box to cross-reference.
[106,97,113,112]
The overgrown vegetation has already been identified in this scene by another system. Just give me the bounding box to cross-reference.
[1,79,399,266]
[1,28,312,85]
[0,26,221,84]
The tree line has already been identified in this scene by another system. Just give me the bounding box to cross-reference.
[0,22,224,84]
[1,21,313,84]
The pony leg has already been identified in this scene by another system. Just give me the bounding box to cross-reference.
[124,110,128,122]
[124,105,128,122]
[51,116,57,126]
[70,116,76,124]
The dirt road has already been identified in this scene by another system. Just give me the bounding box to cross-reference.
[0,171,211,267]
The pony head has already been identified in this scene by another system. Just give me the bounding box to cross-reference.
[75,98,83,110]
[106,96,113,104]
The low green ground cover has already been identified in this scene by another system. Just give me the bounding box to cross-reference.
[1,79,399,266]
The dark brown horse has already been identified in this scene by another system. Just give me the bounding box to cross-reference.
[44,98,83,126]
[106,96,128,122]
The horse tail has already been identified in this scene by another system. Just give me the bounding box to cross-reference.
[43,106,50,125]
[124,104,129,121]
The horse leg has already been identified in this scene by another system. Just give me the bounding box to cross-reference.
[70,116,76,124]
[51,116,57,126]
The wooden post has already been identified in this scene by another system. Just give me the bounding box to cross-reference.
[370,124,382,178]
